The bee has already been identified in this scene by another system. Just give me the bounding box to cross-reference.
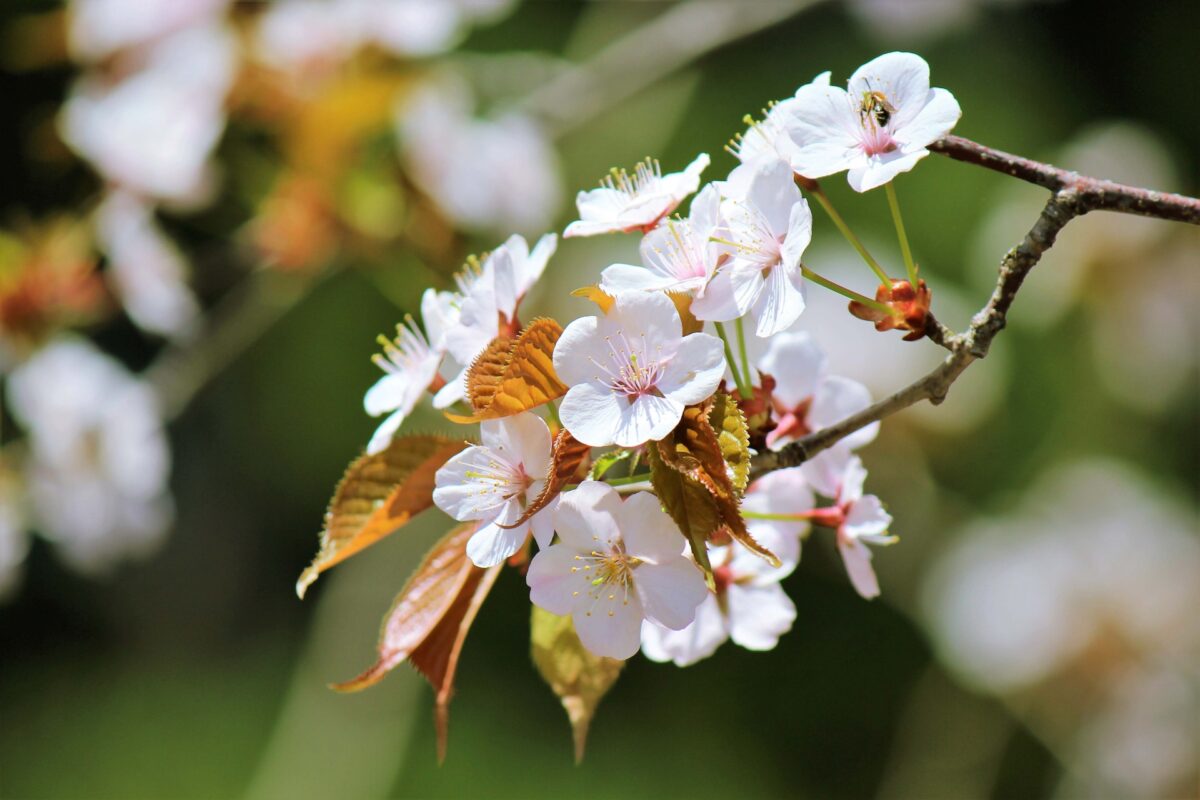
[859,90,897,128]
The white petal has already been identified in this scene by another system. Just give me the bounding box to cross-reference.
[635,558,709,630]
[364,373,414,417]
[529,499,557,550]
[466,520,528,568]
[838,536,881,599]
[780,196,813,270]
[527,544,590,615]
[421,288,459,352]
[431,367,467,408]
[551,315,602,388]
[600,263,676,293]
[752,260,806,337]
[800,443,853,498]
[521,232,558,296]
[617,492,686,563]
[552,481,622,550]
[785,84,863,179]
[559,382,627,447]
[846,149,927,192]
[741,159,801,238]
[482,413,553,481]
[727,583,796,650]
[809,375,878,449]
[691,263,764,322]
[658,333,726,406]
[613,393,682,447]
[838,454,869,504]
[365,408,406,455]
[758,331,826,407]
[640,595,729,666]
[602,290,682,353]
[848,51,931,130]
[432,446,510,521]
[573,596,644,659]
[895,87,961,150]
[844,494,893,539]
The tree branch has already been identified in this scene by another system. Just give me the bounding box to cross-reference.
[750,133,1200,479]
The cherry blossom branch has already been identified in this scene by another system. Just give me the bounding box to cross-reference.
[750,141,1199,479]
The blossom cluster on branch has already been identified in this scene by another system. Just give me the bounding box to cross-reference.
[295,50,1199,760]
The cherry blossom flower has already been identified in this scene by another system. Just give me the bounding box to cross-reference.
[5,338,173,574]
[691,159,813,337]
[727,72,830,170]
[806,452,896,599]
[434,233,557,409]
[363,317,443,455]
[67,0,230,62]
[641,468,811,665]
[526,481,708,659]
[554,291,725,447]
[433,413,556,568]
[757,331,878,454]
[599,184,723,297]
[784,51,962,192]
[564,154,710,238]
[397,78,561,236]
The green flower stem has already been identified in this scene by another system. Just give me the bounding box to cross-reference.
[810,185,891,285]
[735,317,753,391]
[714,321,753,399]
[545,399,561,429]
[885,181,919,287]
[741,510,809,521]
[800,265,897,317]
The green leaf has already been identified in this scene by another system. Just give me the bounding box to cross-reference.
[710,391,751,496]
[530,606,624,764]
[588,448,633,480]
[646,444,717,583]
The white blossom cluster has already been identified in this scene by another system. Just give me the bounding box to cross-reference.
[364,52,962,662]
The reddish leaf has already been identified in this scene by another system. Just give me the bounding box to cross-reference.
[444,318,567,423]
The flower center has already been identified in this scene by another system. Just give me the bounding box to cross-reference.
[464,455,533,504]
[571,544,643,615]
[601,158,662,202]
[372,315,432,374]
[588,329,667,401]
[856,91,899,157]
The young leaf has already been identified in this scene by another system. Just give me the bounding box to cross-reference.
[501,429,590,529]
[709,391,751,496]
[665,291,703,335]
[445,318,568,423]
[588,448,633,480]
[296,435,468,598]
[331,522,502,763]
[530,606,624,764]
[570,284,615,313]
[646,444,718,582]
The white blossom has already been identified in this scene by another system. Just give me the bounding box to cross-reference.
[433,413,556,568]
[692,159,812,337]
[6,338,173,574]
[599,184,723,298]
[564,154,710,238]
[785,51,961,192]
[554,291,725,447]
[527,482,708,659]
[813,452,895,599]
[641,468,811,665]
[67,0,230,62]
[363,317,443,455]
[728,72,831,170]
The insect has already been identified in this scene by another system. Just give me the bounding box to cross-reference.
[859,90,897,128]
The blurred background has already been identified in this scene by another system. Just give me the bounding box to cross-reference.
[0,1,1197,798]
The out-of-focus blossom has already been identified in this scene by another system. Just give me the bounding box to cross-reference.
[848,0,1041,44]
[94,191,200,340]
[641,468,810,665]
[5,338,173,575]
[554,291,725,447]
[785,51,961,192]
[67,0,231,62]
[600,184,723,297]
[61,23,238,206]
[433,413,556,567]
[0,218,105,350]
[527,482,708,660]
[251,174,339,273]
[564,154,710,238]
[434,233,557,409]
[397,79,561,236]
[363,317,442,455]
[693,160,812,337]
[810,452,895,599]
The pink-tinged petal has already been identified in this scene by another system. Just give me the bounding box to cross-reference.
[848,51,931,130]
[786,84,863,178]
[838,455,869,504]
[895,87,961,150]
[433,446,510,521]
[640,595,729,666]
[600,263,677,293]
[800,443,853,498]
[845,494,894,539]
[617,492,686,563]
[559,382,626,447]
[572,596,645,660]
[758,331,826,407]
[727,583,796,649]
[365,408,405,455]
[466,520,529,568]
[612,393,682,447]
[529,499,557,549]
[527,544,591,615]
[780,196,813,270]
[659,333,725,406]
[847,149,927,192]
[553,481,622,550]
[482,413,553,479]
[431,365,467,408]
[634,558,709,630]
[810,375,878,449]
[752,260,806,337]
[838,536,881,599]
[692,263,764,322]
[551,314,602,388]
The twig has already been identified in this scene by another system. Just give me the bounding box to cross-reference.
[750,132,1200,478]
